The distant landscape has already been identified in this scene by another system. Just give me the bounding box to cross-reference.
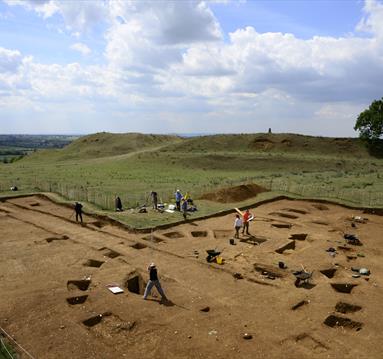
[0,134,79,163]
[1,132,382,229]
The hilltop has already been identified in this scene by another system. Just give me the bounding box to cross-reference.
[26,132,183,161]
[164,133,370,157]
[21,132,372,162]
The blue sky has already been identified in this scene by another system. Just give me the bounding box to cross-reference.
[212,1,363,39]
[0,0,382,135]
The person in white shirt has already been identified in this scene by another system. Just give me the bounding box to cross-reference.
[234,214,242,238]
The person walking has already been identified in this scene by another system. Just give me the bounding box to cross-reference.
[143,263,167,301]
[175,189,183,211]
[234,214,242,239]
[151,191,158,210]
[242,209,252,235]
[74,202,83,223]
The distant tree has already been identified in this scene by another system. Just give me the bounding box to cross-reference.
[355,98,383,157]
[354,97,383,141]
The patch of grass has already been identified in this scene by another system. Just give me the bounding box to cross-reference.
[0,336,17,359]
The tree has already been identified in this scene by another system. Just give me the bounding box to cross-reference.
[354,97,383,141]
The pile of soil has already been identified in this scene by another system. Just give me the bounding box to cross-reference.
[199,183,268,203]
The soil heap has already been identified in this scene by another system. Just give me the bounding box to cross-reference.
[199,183,268,203]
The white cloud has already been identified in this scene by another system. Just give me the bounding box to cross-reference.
[70,43,91,56]
[0,47,23,73]
[2,0,383,135]
[357,0,383,39]
[4,0,60,18]
[4,0,106,32]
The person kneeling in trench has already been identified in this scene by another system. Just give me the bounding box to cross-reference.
[143,263,167,301]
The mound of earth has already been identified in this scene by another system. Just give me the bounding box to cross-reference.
[199,183,268,203]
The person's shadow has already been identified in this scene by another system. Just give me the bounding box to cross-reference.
[146,298,175,307]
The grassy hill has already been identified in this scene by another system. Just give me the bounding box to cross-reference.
[1,132,382,228]
[164,133,369,157]
[23,132,183,162]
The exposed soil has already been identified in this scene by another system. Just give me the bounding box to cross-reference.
[291,300,309,310]
[240,235,268,245]
[163,231,184,239]
[141,234,164,243]
[269,212,299,219]
[199,183,268,203]
[272,223,292,229]
[1,195,382,359]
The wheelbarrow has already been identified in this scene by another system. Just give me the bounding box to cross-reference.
[293,270,313,287]
[206,249,221,263]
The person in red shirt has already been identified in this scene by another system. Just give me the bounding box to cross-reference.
[242,209,252,235]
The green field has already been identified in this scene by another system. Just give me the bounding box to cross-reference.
[1,132,383,229]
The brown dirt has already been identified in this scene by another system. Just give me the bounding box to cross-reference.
[199,183,268,203]
[0,195,383,359]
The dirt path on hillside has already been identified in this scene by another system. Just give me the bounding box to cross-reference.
[0,196,382,359]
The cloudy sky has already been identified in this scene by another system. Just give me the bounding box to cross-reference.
[0,0,382,136]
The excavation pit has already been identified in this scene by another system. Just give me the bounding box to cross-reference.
[130,243,147,250]
[142,235,164,243]
[323,315,362,330]
[347,255,357,261]
[82,314,103,327]
[191,231,208,238]
[331,283,357,294]
[295,282,316,290]
[254,264,285,278]
[163,231,184,239]
[282,208,307,215]
[240,236,267,245]
[275,240,296,254]
[83,259,104,268]
[66,295,88,305]
[289,233,307,241]
[291,300,309,310]
[29,202,40,207]
[125,273,145,295]
[67,280,91,291]
[337,245,353,252]
[312,204,329,211]
[320,268,337,279]
[335,302,362,314]
[269,212,299,219]
[294,333,328,352]
[46,235,69,243]
[312,220,329,226]
[272,223,292,229]
[104,249,121,259]
[91,221,106,228]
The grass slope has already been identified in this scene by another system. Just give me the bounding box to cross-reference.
[1,132,382,228]
[27,132,183,161]
[165,133,369,157]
